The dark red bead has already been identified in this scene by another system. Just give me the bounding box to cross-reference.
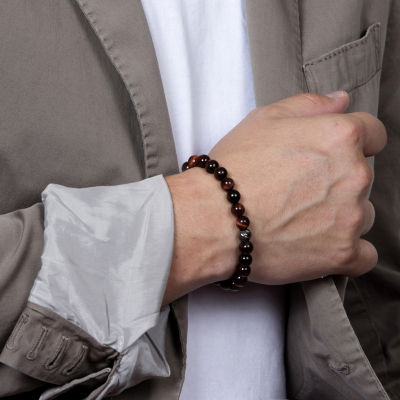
[206,160,219,173]
[219,279,240,292]
[236,216,250,230]
[237,265,251,277]
[221,177,234,191]
[182,162,190,171]
[227,189,240,204]
[233,274,248,288]
[214,166,227,181]
[197,154,210,168]
[239,241,253,253]
[231,203,245,217]
[188,155,199,168]
[239,253,252,265]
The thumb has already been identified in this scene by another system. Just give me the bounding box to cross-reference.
[267,91,350,118]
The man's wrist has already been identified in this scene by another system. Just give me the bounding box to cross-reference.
[163,168,237,305]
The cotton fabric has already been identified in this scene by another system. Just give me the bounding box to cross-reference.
[141,1,286,398]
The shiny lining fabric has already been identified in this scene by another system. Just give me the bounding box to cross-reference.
[28,175,174,397]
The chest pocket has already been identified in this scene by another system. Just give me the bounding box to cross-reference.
[303,23,382,116]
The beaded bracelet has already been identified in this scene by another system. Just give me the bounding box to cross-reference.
[182,155,253,292]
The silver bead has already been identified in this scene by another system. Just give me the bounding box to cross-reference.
[239,229,251,242]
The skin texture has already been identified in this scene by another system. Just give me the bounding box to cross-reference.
[163,92,387,305]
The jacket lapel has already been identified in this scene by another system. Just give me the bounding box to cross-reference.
[73,4,187,400]
[245,0,306,106]
[74,0,179,177]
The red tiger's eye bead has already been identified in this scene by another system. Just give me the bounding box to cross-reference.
[227,189,240,204]
[188,155,199,167]
[182,162,190,171]
[206,160,219,173]
[221,177,234,191]
[236,216,250,230]
[214,166,227,181]
[231,203,245,217]
[181,154,254,290]
[197,154,210,167]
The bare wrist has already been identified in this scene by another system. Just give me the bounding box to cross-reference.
[163,168,237,305]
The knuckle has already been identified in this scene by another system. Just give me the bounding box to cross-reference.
[334,245,358,269]
[345,207,364,232]
[340,117,363,146]
[328,116,362,147]
[352,163,373,191]
[266,103,289,118]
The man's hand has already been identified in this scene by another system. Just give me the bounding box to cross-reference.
[163,92,387,304]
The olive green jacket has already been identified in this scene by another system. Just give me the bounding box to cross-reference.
[0,1,399,399]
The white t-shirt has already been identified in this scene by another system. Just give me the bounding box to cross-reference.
[142,1,287,398]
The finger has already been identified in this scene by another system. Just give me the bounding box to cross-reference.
[267,91,350,119]
[348,112,387,157]
[347,239,378,277]
[360,200,375,236]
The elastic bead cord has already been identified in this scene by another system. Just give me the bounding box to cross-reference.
[182,154,253,291]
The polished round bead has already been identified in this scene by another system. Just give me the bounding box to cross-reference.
[197,154,210,168]
[237,264,251,277]
[239,229,251,242]
[233,274,248,288]
[239,253,252,265]
[236,216,250,230]
[227,189,240,204]
[182,162,190,171]
[219,279,240,292]
[214,166,227,181]
[188,155,199,168]
[205,160,219,173]
[239,241,253,253]
[231,203,245,217]
[221,177,234,191]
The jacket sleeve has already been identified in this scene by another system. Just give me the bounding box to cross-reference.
[0,175,175,399]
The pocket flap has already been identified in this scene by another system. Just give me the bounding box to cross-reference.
[303,23,381,94]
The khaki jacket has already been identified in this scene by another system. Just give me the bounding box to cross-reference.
[0,1,399,399]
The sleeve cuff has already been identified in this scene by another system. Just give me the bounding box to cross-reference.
[1,175,175,397]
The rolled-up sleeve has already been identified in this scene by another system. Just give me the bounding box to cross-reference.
[0,175,175,398]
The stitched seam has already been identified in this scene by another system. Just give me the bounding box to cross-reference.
[374,23,381,69]
[45,335,70,370]
[77,0,150,177]
[326,280,389,399]
[304,24,380,67]
[293,0,307,92]
[62,344,88,376]
[26,326,48,361]
[347,67,382,94]
[6,313,29,350]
